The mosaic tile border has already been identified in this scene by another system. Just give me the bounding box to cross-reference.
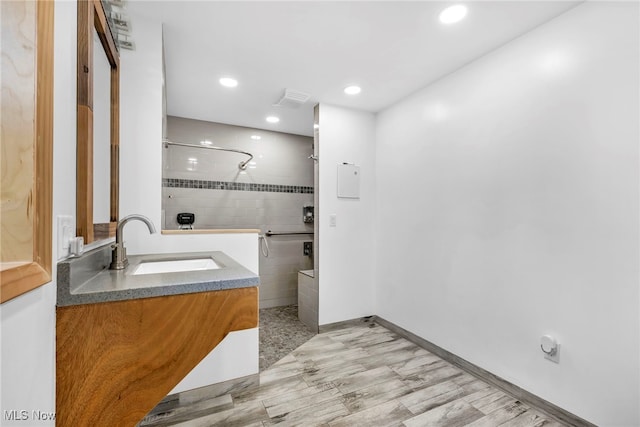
[163,178,314,194]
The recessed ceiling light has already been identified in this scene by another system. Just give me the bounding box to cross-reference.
[200,140,213,146]
[250,135,262,140]
[219,77,238,88]
[266,116,280,123]
[439,4,467,24]
[187,157,198,162]
[344,85,361,95]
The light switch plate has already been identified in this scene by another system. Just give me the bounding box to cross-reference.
[57,215,74,259]
[329,214,337,227]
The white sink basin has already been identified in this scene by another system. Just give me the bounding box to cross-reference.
[132,258,220,275]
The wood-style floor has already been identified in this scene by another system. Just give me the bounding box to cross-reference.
[141,319,567,427]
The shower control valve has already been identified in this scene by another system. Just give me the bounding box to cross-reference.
[303,241,313,257]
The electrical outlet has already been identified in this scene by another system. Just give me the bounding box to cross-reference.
[57,215,74,259]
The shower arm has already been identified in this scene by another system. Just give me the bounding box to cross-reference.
[163,139,254,170]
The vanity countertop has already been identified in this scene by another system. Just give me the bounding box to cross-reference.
[57,248,259,307]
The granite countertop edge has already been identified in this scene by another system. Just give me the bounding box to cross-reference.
[57,250,259,307]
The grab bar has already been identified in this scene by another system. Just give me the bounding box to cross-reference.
[163,139,254,170]
[265,230,314,237]
[258,234,270,258]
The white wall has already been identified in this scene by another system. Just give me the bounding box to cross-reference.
[0,1,78,425]
[375,3,639,426]
[170,328,258,394]
[120,12,259,392]
[318,105,376,325]
[118,13,163,253]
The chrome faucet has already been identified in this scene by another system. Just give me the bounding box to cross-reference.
[110,214,157,270]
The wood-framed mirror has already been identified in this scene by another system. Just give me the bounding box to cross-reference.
[77,0,119,244]
[0,0,54,303]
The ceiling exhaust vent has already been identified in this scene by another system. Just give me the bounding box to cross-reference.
[273,89,311,109]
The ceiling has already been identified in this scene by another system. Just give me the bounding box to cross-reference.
[127,1,580,136]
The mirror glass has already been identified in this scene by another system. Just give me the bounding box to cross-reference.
[93,28,111,226]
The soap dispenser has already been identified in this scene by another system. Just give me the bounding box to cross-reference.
[303,206,314,223]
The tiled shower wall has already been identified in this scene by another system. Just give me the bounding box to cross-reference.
[163,116,314,308]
